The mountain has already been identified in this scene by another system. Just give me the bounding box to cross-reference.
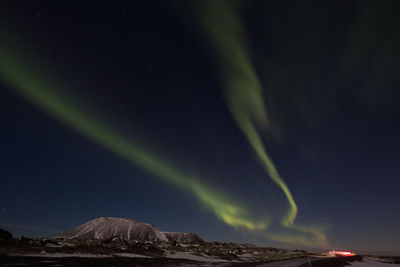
[0,228,13,241]
[56,217,203,243]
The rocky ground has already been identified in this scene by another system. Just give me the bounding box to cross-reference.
[3,227,398,267]
[0,228,306,266]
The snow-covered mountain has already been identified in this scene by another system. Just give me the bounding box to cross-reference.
[56,217,203,244]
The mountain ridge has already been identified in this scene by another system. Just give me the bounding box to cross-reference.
[56,217,203,244]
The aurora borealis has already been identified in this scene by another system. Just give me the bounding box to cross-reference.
[1,0,400,253]
[193,1,327,246]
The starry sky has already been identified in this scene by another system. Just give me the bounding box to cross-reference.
[0,0,399,253]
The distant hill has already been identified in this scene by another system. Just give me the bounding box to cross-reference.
[0,228,13,241]
[162,231,204,244]
[56,217,203,244]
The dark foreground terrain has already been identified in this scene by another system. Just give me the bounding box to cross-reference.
[1,227,398,266]
[0,230,305,266]
[0,254,364,267]
[1,254,218,267]
[299,255,362,267]
[0,254,377,267]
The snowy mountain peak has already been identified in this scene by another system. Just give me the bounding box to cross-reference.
[56,217,203,244]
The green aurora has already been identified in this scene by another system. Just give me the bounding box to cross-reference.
[0,34,269,233]
[192,0,327,247]
[0,2,328,246]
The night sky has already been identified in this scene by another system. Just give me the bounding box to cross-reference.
[1,0,399,253]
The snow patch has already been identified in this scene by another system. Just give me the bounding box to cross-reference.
[350,257,400,266]
[13,252,111,258]
[167,252,229,263]
[114,253,151,258]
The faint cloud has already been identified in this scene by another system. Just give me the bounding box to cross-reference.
[0,222,62,234]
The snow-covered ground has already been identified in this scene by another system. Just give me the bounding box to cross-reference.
[166,252,231,263]
[12,251,230,262]
[12,251,151,258]
[349,257,400,266]
[255,257,313,267]
[12,252,111,258]
[114,253,151,258]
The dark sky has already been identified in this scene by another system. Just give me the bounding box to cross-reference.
[1,0,399,253]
